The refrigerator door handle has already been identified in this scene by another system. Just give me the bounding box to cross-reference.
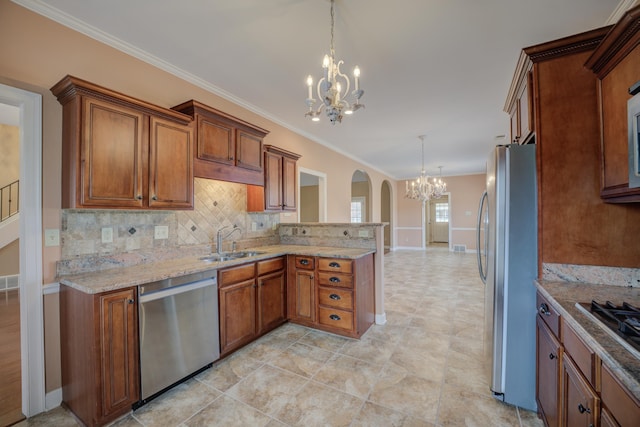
[476,190,488,284]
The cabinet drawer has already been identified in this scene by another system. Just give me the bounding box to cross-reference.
[257,257,285,276]
[295,256,315,270]
[562,320,597,388]
[318,307,354,331]
[318,272,353,289]
[219,263,255,287]
[318,287,353,311]
[537,292,561,338]
[318,258,353,274]
[601,362,640,427]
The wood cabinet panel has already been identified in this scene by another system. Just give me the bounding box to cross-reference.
[318,258,353,274]
[219,263,256,287]
[264,150,283,210]
[294,270,315,323]
[562,320,597,389]
[536,317,561,427]
[257,256,285,276]
[219,278,257,355]
[258,270,286,334]
[601,362,640,427]
[282,155,297,210]
[247,145,301,212]
[317,272,353,289]
[318,287,353,310]
[237,130,263,172]
[197,118,234,165]
[295,256,315,270]
[148,116,193,209]
[81,97,146,208]
[318,306,353,331]
[60,285,139,427]
[562,354,599,427]
[537,292,561,338]
[585,7,640,202]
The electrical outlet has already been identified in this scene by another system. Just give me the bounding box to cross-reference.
[101,227,113,243]
[44,229,60,247]
[358,230,368,238]
[251,222,257,231]
[154,225,169,240]
[272,223,277,230]
[632,269,640,287]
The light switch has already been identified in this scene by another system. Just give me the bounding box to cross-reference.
[44,229,60,247]
[101,227,113,243]
[154,225,169,240]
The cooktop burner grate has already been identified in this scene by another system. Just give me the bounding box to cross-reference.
[588,300,640,352]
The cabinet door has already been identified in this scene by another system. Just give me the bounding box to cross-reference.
[236,130,263,172]
[82,97,146,208]
[264,151,283,210]
[562,354,599,427]
[149,116,194,209]
[294,270,315,323]
[196,117,234,165]
[219,279,257,355]
[98,289,138,419]
[258,270,286,334]
[537,317,561,427]
[282,155,297,211]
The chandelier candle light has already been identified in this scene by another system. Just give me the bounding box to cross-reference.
[305,0,364,124]
[405,136,447,201]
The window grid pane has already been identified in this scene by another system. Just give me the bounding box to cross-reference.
[351,202,362,223]
[435,203,449,223]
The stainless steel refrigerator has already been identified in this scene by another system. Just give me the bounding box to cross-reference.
[476,144,538,411]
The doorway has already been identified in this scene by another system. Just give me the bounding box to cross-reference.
[351,170,371,222]
[427,195,450,245]
[381,181,392,251]
[0,102,23,425]
[0,83,45,418]
[298,168,326,223]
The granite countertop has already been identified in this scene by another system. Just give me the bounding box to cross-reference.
[536,280,640,400]
[58,245,375,295]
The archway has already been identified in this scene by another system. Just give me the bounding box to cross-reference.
[350,170,371,222]
[380,180,392,251]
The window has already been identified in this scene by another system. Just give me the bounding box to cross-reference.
[435,202,449,223]
[351,197,366,223]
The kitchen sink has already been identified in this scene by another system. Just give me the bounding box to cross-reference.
[199,251,266,262]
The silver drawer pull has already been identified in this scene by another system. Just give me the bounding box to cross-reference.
[329,277,341,283]
[538,303,551,316]
[329,314,341,321]
[329,262,340,268]
[300,259,310,265]
[329,294,341,300]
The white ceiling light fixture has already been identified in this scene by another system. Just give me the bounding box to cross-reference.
[305,0,364,125]
[405,135,447,201]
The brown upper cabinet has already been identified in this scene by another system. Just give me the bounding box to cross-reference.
[172,100,269,186]
[505,56,534,145]
[585,5,640,202]
[247,145,301,212]
[51,75,194,210]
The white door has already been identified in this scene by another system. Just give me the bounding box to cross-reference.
[429,196,449,243]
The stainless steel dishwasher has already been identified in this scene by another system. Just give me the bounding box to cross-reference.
[137,269,219,405]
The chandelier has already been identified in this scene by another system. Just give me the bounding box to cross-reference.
[305,0,364,124]
[405,136,447,201]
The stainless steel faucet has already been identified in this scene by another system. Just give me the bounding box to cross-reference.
[216,225,241,254]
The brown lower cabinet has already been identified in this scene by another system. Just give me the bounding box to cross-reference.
[287,254,374,339]
[536,291,640,427]
[218,257,286,356]
[60,286,139,427]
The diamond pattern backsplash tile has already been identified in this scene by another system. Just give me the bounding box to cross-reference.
[60,178,280,272]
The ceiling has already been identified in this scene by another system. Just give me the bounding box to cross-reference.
[16,0,622,179]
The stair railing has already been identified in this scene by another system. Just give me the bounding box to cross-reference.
[0,180,19,223]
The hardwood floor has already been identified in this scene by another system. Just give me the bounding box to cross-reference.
[0,289,24,427]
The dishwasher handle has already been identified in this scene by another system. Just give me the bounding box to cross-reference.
[139,278,217,303]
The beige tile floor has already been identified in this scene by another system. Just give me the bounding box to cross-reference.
[19,247,545,427]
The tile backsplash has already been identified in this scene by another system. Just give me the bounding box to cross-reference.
[58,178,279,274]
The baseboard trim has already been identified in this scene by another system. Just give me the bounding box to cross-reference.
[45,388,62,410]
[42,282,60,295]
[375,312,387,325]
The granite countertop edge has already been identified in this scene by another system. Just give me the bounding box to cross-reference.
[58,245,375,295]
[535,279,640,401]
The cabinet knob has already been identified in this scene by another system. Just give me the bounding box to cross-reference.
[538,303,551,316]
[577,404,591,414]
[329,293,341,300]
[127,299,134,304]
[151,195,158,201]
[136,195,143,200]
[329,314,341,321]
[549,353,556,360]
[310,274,314,279]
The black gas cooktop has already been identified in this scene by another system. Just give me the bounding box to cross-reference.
[578,300,640,355]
